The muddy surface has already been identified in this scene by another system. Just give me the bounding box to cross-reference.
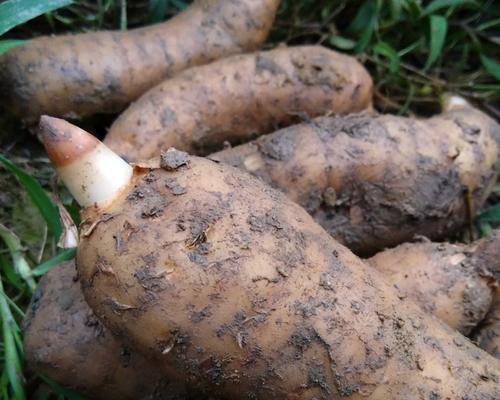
[77,156,500,399]
[105,45,373,160]
[213,107,499,256]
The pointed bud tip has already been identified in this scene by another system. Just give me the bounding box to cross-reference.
[441,94,470,112]
[39,115,100,167]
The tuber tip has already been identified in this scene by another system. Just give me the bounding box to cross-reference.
[441,94,471,112]
[39,116,133,208]
[39,115,100,167]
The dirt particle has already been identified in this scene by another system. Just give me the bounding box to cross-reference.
[258,132,295,161]
[255,54,286,75]
[189,306,212,323]
[334,373,360,397]
[141,205,164,219]
[350,301,362,314]
[160,148,190,170]
[429,391,441,400]
[276,265,289,278]
[319,272,336,291]
[165,178,186,195]
[144,172,157,183]
[289,329,313,356]
[95,256,115,277]
[134,265,169,292]
[106,298,136,314]
[160,107,177,128]
[308,366,330,393]
[127,187,145,201]
[322,187,337,207]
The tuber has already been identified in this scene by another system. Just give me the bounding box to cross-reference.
[104,45,373,158]
[212,102,499,255]
[23,262,190,400]
[0,0,279,121]
[470,229,500,359]
[369,232,500,335]
[39,116,500,400]
[473,292,500,359]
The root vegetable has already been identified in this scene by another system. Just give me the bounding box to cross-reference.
[39,116,500,400]
[369,231,500,335]
[0,0,279,121]
[212,103,499,256]
[470,229,500,359]
[23,262,189,400]
[473,292,500,359]
[104,45,373,159]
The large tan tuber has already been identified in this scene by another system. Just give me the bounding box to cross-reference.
[0,0,279,121]
[23,262,190,400]
[104,46,373,158]
[39,116,500,400]
[212,103,499,255]
[24,235,499,398]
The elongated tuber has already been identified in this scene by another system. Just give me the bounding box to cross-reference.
[0,0,279,121]
[25,235,499,398]
[104,46,373,158]
[212,104,499,255]
[40,116,500,400]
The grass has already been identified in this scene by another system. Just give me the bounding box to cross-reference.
[0,0,499,398]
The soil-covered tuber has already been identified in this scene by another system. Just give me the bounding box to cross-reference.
[473,292,500,359]
[212,104,499,256]
[39,117,500,400]
[104,46,373,159]
[0,0,279,121]
[23,262,189,400]
[369,231,500,335]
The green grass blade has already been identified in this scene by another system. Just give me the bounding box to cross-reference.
[476,17,500,31]
[403,0,423,18]
[31,248,76,277]
[480,54,500,81]
[0,276,25,400]
[0,39,26,55]
[477,203,500,223]
[0,224,36,291]
[148,0,169,23]
[329,35,356,50]
[40,376,85,400]
[423,0,479,16]
[0,0,73,36]
[388,0,402,22]
[0,291,25,319]
[120,0,127,30]
[0,155,61,240]
[425,15,447,69]
[351,0,378,53]
[0,254,23,290]
[373,41,400,74]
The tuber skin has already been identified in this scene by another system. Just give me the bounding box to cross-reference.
[23,238,499,398]
[23,262,190,400]
[470,230,500,359]
[77,158,500,399]
[0,0,279,121]
[473,292,500,359]
[212,105,499,256]
[104,45,373,159]
[40,118,500,399]
[368,231,500,335]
